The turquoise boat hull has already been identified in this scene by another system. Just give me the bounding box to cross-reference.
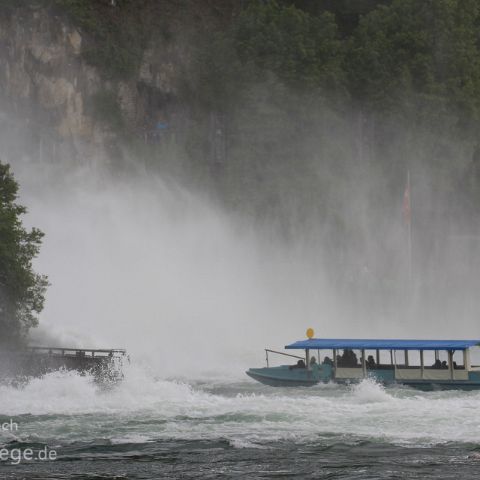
[246,364,331,387]
[246,364,480,390]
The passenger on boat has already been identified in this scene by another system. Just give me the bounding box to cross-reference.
[323,356,333,366]
[310,356,317,366]
[441,361,448,369]
[432,359,442,369]
[366,355,376,369]
[289,359,306,370]
[339,349,358,367]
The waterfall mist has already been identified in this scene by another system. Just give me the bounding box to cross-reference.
[2,104,480,378]
[9,157,342,376]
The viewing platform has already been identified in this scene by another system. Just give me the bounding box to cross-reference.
[0,346,128,382]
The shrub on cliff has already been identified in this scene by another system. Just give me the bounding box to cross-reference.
[0,162,48,346]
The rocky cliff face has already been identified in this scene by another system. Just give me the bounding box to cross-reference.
[0,6,101,161]
[0,2,222,164]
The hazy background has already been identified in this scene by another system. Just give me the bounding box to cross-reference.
[2,0,480,376]
[3,127,479,377]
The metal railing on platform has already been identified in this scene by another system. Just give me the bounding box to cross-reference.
[25,347,127,358]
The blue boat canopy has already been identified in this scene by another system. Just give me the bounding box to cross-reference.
[285,338,480,351]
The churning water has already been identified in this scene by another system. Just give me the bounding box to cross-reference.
[1,366,480,479]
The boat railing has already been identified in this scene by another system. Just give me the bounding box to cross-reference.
[265,349,305,368]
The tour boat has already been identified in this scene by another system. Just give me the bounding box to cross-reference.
[246,329,480,389]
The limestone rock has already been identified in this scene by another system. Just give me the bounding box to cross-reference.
[68,29,82,55]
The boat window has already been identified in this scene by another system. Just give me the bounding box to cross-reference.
[423,350,435,368]
[337,349,362,368]
[365,349,377,369]
[437,350,449,368]
[453,350,465,369]
[470,346,480,367]
[318,350,334,365]
[378,350,393,366]
[424,350,449,369]
[407,350,421,367]
[394,350,406,367]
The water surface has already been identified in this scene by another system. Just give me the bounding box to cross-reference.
[0,367,479,478]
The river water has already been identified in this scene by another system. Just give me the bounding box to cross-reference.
[0,365,479,479]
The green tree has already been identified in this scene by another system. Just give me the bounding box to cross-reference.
[234,0,345,92]
[347,0,480,128]
[0,162,48,346]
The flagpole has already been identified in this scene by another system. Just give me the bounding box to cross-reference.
[407,169,412,284]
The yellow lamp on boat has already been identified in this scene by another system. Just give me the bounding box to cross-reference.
[306,327,314,339]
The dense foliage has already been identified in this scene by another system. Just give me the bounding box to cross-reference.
[185,0,480,226]
[0,162,48,345]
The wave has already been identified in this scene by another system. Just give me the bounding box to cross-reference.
[0,367,479,447]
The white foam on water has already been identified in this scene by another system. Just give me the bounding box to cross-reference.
[350,378,392,403]
[110,434,155,445]
[0,368,479,447]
